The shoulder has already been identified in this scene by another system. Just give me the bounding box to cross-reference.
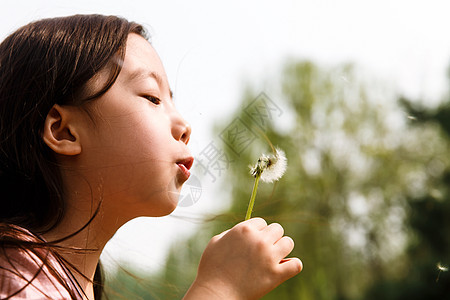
[0,226,80,299]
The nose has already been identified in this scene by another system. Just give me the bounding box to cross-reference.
[172,111,191,145]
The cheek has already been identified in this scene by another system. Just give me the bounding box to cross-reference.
[85,112,179,214]
[100,152,178,217]
[122,130,178,202]
[99,115,165,160]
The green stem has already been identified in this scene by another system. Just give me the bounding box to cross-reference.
[245,173,261,220]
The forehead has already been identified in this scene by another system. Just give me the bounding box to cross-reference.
[119,34,168,85]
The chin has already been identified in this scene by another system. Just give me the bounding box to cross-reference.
[151,192,181,217]
[139,179,184,217]
[166,193,182,214]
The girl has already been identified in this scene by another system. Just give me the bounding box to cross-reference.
[0,14,302,299]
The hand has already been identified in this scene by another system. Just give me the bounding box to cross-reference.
[184,218,302,300]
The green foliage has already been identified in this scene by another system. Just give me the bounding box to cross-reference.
[104,267,159,300]
[104,264,187,300]
[362,99,450,300]
[105,60,450,299]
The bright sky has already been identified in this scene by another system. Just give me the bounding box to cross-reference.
[2,0,450,273]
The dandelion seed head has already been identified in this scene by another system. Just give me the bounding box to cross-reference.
[437,262,448,272]
[250,148,287,183]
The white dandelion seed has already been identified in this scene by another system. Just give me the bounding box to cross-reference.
[245,148,287,220]
[249,148,287,183]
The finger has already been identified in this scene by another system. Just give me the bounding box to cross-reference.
[274,236,295,258]
[277,257,303,281]
[237,217,267,230]
[262,223,284,242]
[212,229,231,241]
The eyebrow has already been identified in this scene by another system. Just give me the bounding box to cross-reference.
[127,69,173,99]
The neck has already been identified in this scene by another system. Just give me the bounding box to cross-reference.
[42,188,126,300]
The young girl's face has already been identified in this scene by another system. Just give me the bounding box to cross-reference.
[73,34,192,219]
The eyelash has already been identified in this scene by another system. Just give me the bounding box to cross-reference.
[142,95,161,105]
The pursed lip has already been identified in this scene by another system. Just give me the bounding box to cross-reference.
[176,156,194,170]
[176,156,194,181]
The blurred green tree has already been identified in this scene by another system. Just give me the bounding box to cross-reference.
[362,99,450,299]
[105,61,450,299]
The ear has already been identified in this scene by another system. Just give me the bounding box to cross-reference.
[42,104,82,156]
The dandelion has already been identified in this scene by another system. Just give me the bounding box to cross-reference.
[438,263,449,272]
[436,262,448,282]
[245,148,287,220]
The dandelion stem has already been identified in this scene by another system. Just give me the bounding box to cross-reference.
[245,173,261,220]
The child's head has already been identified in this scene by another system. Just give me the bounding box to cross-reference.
[0,14,192,233]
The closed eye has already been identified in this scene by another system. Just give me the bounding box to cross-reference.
[142,95,161,105]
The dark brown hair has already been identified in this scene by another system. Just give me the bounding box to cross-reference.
[0,14,146,299]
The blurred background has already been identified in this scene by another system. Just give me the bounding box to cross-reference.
[2,1,450,299]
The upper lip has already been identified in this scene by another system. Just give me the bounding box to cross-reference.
[177,156,194,170]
